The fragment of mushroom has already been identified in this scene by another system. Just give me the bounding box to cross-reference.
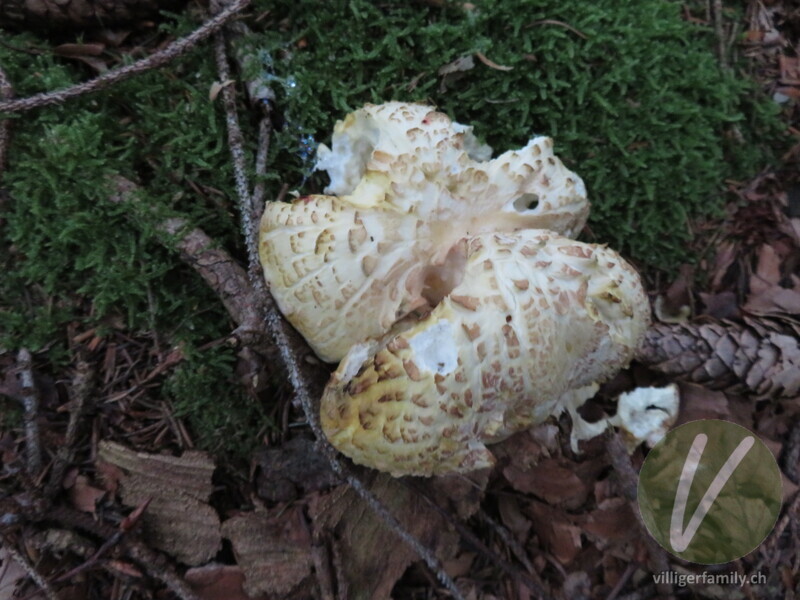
[259,102,650,476]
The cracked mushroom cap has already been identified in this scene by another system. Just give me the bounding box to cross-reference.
[259,102,589,362]
[320,230,650,476]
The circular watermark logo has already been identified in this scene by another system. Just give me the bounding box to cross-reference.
[638,419,783,564]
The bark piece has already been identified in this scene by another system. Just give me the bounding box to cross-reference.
[220,505,313,598]
[97,441,221,566]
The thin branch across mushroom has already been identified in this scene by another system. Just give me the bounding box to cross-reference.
[259,102,649,476]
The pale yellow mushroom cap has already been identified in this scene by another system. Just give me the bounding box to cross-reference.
[259,102,649,476]
[320,231,649,476]
[259,102,590,362]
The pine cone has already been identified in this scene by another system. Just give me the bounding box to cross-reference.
[636,318,800,399]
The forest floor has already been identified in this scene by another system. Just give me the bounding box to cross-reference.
[1,1,799,599]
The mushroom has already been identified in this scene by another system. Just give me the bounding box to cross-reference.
[259,102,650,476]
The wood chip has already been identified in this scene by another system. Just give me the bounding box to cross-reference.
[97,441,221,566]
[221,505,312,598]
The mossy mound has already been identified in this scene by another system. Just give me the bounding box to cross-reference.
[252,0,783,266]
[0,29,266,459]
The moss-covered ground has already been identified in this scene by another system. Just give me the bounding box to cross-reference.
[0,0,787,458]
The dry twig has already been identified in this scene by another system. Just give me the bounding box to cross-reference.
[44,359,94,499]
[211,15,465,597]
[0,0,251,115]
[784,421,800,485]
[252,116,272,213]
[40,506,200,600]
[1,535,59,600]
[0,64,12,178]
[605,432,674,599]
[711,0,729,70]
[211,25,262,281]
[405,480,547,597]
[16,349,42,476]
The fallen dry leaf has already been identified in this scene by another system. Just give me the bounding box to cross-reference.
[781,474,799,503]
[709,241,738,292]
[427,471,488,520]
[221,505,312,598]
[67,473,106,515]
[526,500,582,565]
[308,472,461,599]
[497,495,531,543]
[780,54,800,84]
[442,551,476,579]
[580,497,636,547]
[675,384,732,424]
[504,458,588,509]
[437,55,475,93]
[493,429,547,470]
[185,564,268,600]
[53,42,105,57]
[95,459,124,494]
[97,441,221,566]
[699,291,740,320]
[655,264,694,323]
[744,243,800,316]
[53,43,108,72]
[438,55,475,76]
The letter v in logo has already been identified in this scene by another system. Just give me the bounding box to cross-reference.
[669,433,754,553]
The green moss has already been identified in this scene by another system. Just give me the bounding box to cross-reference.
[249,0,784,268]
[0,27,261,456]
[165,343,271,460]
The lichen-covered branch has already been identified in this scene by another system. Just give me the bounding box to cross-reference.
[0,64,12,179]
[107,175,264,338]
[636,317,800,399]
[44,358,93,499]
[0,0,251,114]
[1,535,59,600]
[252,117,272,213]
[210,26,465,599]
[43,506,201,600]
[16,348,42,476]
[211,22,262,285]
